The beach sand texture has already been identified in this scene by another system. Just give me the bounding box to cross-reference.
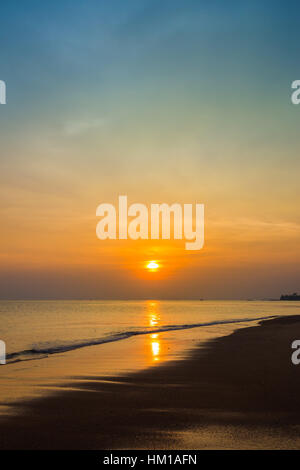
[1,315,300,449]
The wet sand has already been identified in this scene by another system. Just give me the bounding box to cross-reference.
[1,315,300,449]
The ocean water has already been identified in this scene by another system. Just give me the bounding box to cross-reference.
[1,300,300,410]
[1,300,299,365]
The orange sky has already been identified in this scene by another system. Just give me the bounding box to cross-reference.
[1,1,300,299]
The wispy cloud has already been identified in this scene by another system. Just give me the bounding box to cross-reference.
[63,117,108,136]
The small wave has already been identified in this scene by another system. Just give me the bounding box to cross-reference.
[4,315,276,365]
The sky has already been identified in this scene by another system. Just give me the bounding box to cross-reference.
[0,0,300,299]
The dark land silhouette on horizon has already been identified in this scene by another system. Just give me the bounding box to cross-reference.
[280,293,300,301]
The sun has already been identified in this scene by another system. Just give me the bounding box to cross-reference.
[146,261,160,271]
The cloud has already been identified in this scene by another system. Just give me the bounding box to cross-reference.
[63,117,107,136]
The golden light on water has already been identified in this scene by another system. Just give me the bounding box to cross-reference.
[147,301,161,362]
[151,340,160,360]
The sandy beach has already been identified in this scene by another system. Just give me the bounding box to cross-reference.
[1,315,300,449]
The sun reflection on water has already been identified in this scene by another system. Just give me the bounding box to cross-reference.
[147,301,161,363]
[151,340,160,360]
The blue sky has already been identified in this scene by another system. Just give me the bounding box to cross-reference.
[1,1,300,298]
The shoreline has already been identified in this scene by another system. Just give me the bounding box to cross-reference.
[1,315,300,449]
[4,314,276,366]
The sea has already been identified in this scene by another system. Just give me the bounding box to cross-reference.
[0,300,299,411]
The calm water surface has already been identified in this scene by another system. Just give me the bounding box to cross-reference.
[0,300,299,411]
